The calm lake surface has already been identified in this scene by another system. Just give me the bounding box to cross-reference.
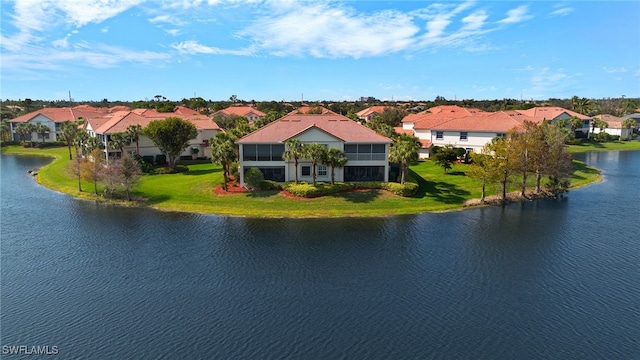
[1,151,639,359]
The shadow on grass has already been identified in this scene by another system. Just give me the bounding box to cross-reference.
[183,168,221,176]
[571,160,600,181]
[410,169,470,204]
[245,190,279,198]
[334,189,382,203]
[143,194,172,206]
[445,171,466,176]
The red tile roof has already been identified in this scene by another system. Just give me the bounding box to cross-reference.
[237,114,391,144]
[516,107,590,120]
[213,106,266,118]
[357,106,392,118]
[414,110,538,133]
[594,114,624,129]
[288,106,337,115]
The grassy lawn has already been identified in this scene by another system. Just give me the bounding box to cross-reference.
[567,139,640,153]
[2,145,604,217]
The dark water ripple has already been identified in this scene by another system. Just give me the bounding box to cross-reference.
[1,152,639,359]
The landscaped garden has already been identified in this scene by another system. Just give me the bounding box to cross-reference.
[1,142,617,217]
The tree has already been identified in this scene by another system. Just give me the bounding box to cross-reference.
[126,124,143,155]
[59,119,84,160]
[591,117,608,133]
[34,124,49,143]
[81,148,106,195]
[389,134,420,184]
[143,117,198,170]
[371,107,408,127]
[210,132,237,191]
[14,122,33,145]
[466,152,496,204]
[366,120,397,139]
[303,143,327,185]
[244,167,264,191]
[119,154,142,201]
[282,138,304,184]
[1,119,12,142]
[433,144,458,174]
[322,148,348,184]
[569,116,583,135]
[108,132,130,156]
[485,137,516,203]
[68,156,85,192]
[622,118,637,139]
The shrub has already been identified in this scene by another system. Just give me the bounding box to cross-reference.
[384,181,419,197]
[258,180,281,191]
[0,141,20,147]
[153,165,189,175]
[36,141,66,148]
[282,182,355,198]
[142,155,154,164]
[245,167,265,190]
[155,154,167,165]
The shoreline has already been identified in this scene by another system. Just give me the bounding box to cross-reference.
[2,146,608,218]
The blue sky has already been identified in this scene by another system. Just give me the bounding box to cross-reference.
[1,0,638,102]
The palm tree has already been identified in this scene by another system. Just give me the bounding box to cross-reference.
[24,123,36,147]
[126,124,143,155]
[59,120,84,160]
[210,132,237,190]
[323,148,348,184]
[35,123,49,143]
[303,143,327,185]
[622,118,637,139]
[108,132,130,157]
[282,138,304,184]
[14,123,32,145]
[0,119,11,142]
[389,134,419,184]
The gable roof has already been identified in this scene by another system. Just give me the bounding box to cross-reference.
[594,114,625,129]
[357,106,391,118]
[405,105,487,128]
[516,107,590,120]
[414,110,538,133]
[213,106,266,118]
[237,114,391,144]
[288,106,337,115]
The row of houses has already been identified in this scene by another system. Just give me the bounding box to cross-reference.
[7,103,639,187]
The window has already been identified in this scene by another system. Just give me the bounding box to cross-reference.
[242,144,285,161]
[344,166,384,182]
[344,143,386,161]
[301,166,311,176]
[244,167,285,182]
[460,132,468,141]
[318,165,327,176]
[436,131,443,140]
[496,133,506,138]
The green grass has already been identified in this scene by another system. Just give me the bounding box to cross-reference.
[2,145,604,218]
[568,139,640,153]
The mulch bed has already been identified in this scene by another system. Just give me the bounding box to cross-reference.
[213,176,249,195]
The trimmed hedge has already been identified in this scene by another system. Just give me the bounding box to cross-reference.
[36,141,67,148]
[258,180,282,191]
[355,180,418,197]
[282,182,355,198]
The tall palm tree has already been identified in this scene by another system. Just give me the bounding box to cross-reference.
[24,123,36,147]
[14,123,31,145]
[108,132,130,157]
[0,119,11,142]
[126,124,143,155]
[59,119,84,160]
[282,138,304,184]
[322,148,348,184]
[389,134,419,184]
[35,124,49,143]
[210,132,237,190]
[303,143,327,185]
[622,118,637,139]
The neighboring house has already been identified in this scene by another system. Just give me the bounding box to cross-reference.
[236,113,392,186]
[515,107,591,138]
[212,106,266,123]
[401,105,591,159]
[622,113,640,131]
[88,110,220,160]
[10,105,220,160]
[9,106,127,142]
[356,106,391,122]
[591,114,634,139]
[287,106,338,115]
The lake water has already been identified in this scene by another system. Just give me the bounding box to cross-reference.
[1,151,639,359]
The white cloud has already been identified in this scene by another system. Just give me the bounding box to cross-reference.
[499,5,532,24]
[171,40,254,56]
[239,2,419,59]
[549,7,574,17]
[603,67,628,73]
